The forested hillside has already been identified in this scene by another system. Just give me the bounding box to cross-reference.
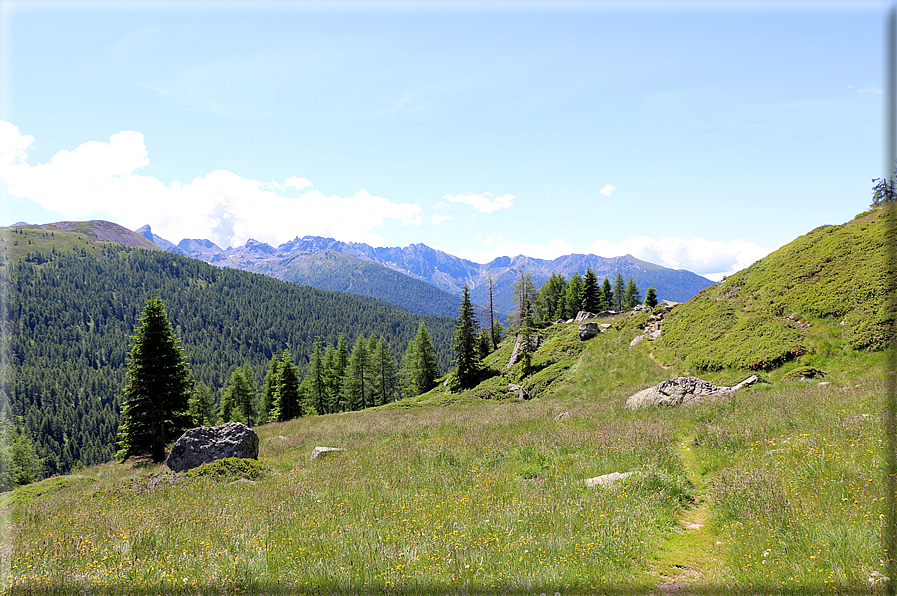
[2,225,455,475]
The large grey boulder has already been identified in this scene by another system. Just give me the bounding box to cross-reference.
[579,322,599,341]
[166,422,259,472]
[625,375,759,409]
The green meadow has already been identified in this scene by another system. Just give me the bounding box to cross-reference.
[2,317,888,595]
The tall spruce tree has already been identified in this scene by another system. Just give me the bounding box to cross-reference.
[535,273,568,323]
[117,297,192,463]
[581,268,601,314]
[601,277,613,312]
[644,286,658,308]
[565,272,584,317]
[453,284,480,389]
[220,368,255,425]
[273,350,303,421]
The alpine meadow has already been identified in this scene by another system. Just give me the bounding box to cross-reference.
[0,190,892,594]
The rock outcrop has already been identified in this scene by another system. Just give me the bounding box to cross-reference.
[578,322,599,341]
[625,375,759,409]
[507,332,541,368]
[508,384,530,400]
[166,422,259,472]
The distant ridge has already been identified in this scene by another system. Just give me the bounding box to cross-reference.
[152,231,715,316]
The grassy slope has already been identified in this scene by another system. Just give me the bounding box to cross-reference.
[659,206,894,372]
[3,311,887,594]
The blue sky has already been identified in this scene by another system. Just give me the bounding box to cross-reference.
[0,1,888,280]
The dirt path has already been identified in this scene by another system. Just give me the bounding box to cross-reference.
[648,350,673,370]
[646,436,726,594]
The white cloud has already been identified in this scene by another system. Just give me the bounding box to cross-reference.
[443,191,514,214]
[454,232,778,280]
[0,122,422,249]
[431,214,453,224]
[598,184,616,197]
[585,236,781,281]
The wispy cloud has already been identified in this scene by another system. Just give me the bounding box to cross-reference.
[454,231,778,281]
[0,122,421,249]
[443,191,514,214]
[431,214,453,224]
[598,184,616,196]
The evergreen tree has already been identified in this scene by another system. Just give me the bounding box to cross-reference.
[612,273,625,312]
[517,298,537,377]
[306,337,327,415]
[644,286,658,308]
[370,337,399,406]
[258,355,281,425]
[221,368,255,425]
[535,273,568,323]
[486,275,498,349]
[476,329,492,362]
[343,336,370,411]
[565,272,584,317]
[10,432,42,487]
[581,268,601,314]
[330,335,350,412]
[601,277,613,312]
[453,284,480,389]
[273,350,303,421]
[401,323,440,399]
[188,381,216,427]
[623,276,641,310]
[117,298,192,463]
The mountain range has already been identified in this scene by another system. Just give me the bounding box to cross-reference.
[137,226,715,317]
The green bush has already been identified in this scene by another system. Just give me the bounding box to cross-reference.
[182,457,269,482]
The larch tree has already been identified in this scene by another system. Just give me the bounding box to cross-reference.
[401,322,439,399]
[343,336,370,411]
[258,354,281,425]
[623,276,641,310]
[612,273,625,312]
[306,337,327,415]
[117,297,192,463]
[188,381,216,427]
[511,270,536,328]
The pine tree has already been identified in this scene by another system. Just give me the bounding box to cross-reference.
[581,268,601,314]
[258,355,281,425]
[343,336,370,411]
[221,367,256,426]
[623,276,641,310]
[331,335,350,412]
[273,350,303,421]
[601,277,613,312]
[644,286,658,308]
[453,285,480,389]
[188,381,216,427]
[117,298,192,463]
[306,337,327,415]
[486,275,498,349]
[517,298,537,377]
[565,273,584,317]
[612,273,625,312]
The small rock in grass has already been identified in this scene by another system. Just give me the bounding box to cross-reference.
[554,411,571,421]
[585,471,638,488]
[311,446,345,460]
